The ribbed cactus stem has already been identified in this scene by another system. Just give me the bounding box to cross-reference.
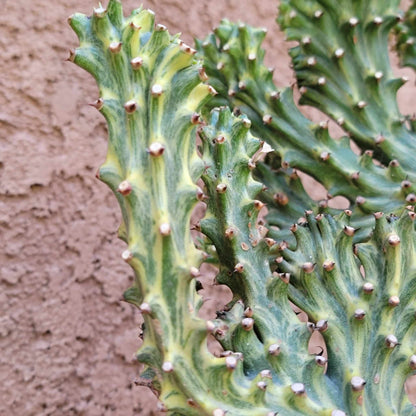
[199,107,345,412]
[69,3,268,414]
[278,0,416,172]
[276,209,416,414]
[196,15,416,231]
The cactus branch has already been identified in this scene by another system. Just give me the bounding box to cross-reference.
[196,20,416,233]
[278,0,416,171]
[276,209,416,414]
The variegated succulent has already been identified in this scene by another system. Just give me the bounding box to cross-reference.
[69,0,416,414]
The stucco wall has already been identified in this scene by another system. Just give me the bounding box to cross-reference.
[1,0,414,415]
[0,1,288,415]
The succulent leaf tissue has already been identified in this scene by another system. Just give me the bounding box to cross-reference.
[68,0,416,414]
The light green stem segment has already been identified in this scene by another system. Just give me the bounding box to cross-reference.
[70,2,264,414]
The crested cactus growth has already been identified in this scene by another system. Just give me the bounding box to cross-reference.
[68,0,416,415]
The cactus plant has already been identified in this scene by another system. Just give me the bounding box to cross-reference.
[68,0,416,414]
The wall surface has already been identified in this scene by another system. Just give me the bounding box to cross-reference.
[0,0,414,415]
[0,1,286,415]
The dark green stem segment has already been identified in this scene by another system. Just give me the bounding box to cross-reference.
[278,0,416,171]
[199,107,343,414]
[196,17,416,232]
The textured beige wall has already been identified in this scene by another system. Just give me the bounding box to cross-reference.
[0,1,286,415]
[1,0,415,415]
